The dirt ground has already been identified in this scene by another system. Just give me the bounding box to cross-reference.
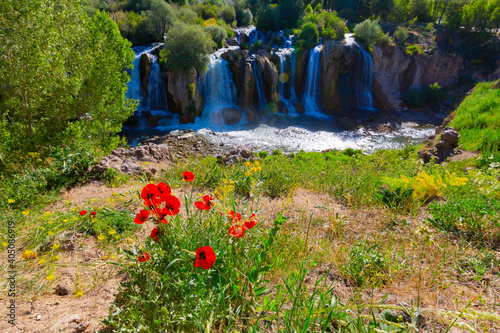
[0,180,498,332]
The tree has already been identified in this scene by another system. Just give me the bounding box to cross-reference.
[219,5,236,24]
[161,23,215,73]
[143,0,176,41]
[0,0,135,153]
[205,25,228,47]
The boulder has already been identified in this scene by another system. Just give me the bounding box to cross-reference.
[440,127,460,148]
[166,69,203,124]
[295,101,305,114]
[276,100,289,114]
[139,53,152,93]
[90,143,172,175]
[255,54,278,104]
[225,37,239,46]
[217,145,255,166]
[221,108,243,125]
[320,40,344,111]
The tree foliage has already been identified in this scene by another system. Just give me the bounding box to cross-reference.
[161,23,215,73]
[353,19,391,48]
[142,0,175,41]
[0,0,135,154]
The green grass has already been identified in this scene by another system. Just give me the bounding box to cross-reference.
[452,82,500,152]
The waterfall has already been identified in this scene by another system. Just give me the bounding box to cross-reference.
[147,56,168,111]
[199,48,238,125]
[303,43,323,115]
[275,33,297,114]
[340,34,375,110]
[233,26,261,46]
[251,58,267,112]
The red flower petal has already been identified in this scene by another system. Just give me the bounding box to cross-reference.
[151,228,159,243]
[244,213,257,229]
[138,252,150,262]
[229,224,246,238]
[141,184,161,205]
[90,211,97,218]
[134,209,149,224]
[79,210,87,216]
[194,201,208,210]
[156,182,171,196]
[194,246,216,269]
[163,195,180,216]
[182,171,194,182]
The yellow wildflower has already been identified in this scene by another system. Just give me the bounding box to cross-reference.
[257,167,262,172]
[109,230,116,235]
[245,171,251,177]
[22,211,30,216]
[97,235,104,241]
[53,255,59,261]
[90,198,94,202]
[2,242,7,247]
[48,231,54,236]
[75,291,83,298]
[38,259,46,265]
[116,177,121,180]
[46,274,55,281]
[44,211,51,216]
[8,199,15,204]
[110,255,116,260]
[114,235,119,239]
[48,220,54,224]
[145,162,150,165]
[21,250,37,259]
[65,200,70,204]
[63,219,68,223]
[53,243,60,250]
[40,226,45,231]
[102,255,108,260]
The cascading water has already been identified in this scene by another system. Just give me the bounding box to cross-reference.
[234,26,262,46]
[251,57,267,113]
[147,55,168,111]
[340,34,375,110]
[198,47,238,125]
[302,42,324,116]
[276,34,297,113]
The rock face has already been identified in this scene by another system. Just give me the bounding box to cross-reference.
[166,69,203,124]
[90,143,172,175]
[255,53,278,104]
[140,53,152,93]
[371,45,465,109]
[321,40,344,111]
[294,49,310,100]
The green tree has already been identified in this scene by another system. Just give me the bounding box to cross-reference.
[298,22,319,48]
[143,0,176,41]
[161,23,215,73]
[220,5,236,24]
[205,25,228,48]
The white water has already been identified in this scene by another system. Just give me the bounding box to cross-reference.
[275,34,298,114]
[198,47,239,125]
[302,43,325,116]
[251,59,267,112]
[147,55,168,110]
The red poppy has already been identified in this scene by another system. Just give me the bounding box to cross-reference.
[138,252,150,262]
[90,211,97,218]
[151,228,159,243]
[194,194,214,210]
[182,171,195,182]
[227,211,242,223]
[79,210,87,216]
[244,213,257,229]
[157,182,171,196]
[134,209,150,224]
[163,195,180,216]
[194,246,216,269]
[229,224,246,238]
[141,184,161,207]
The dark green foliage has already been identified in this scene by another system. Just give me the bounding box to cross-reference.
[298,22,319,49]
[342,242,387,286]
[250,40,263,52]
[402,83,445,108]
[161,23,215,73]
[394,26,407,46]
[142,0,175,41]
[219,5,236,24]
[258,151,268,158]
[303,10,347,41]
[237,8,253,26]
[405,44,424,55]
[353,19,392,48]
[256,0,303,31]
[377,187,414,209]
[205,24,227,48]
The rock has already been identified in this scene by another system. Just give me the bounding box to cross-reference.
[238,145,253,158]
[440,127,460,148]
[320,40,343,111]
[295,101,305,114]
[241,61,257,109]
[166,69,203,124]
[225,37,239,46]
[255,54,278,104]
[221,108,242,125]
[276,100,288,114]
[339,117,357,130]
[219,146,255,166]
[139,53,152,93]
[90,143,172,175]
[55,283,72,296]
[148,115,161,127]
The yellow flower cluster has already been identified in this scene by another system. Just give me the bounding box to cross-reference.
[214,178,235,200]
[244,161,262,176]
[203,18,217,27]
[21,250,37,260]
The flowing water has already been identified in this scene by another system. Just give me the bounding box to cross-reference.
[250,57,267,112]
[302,42,325,116]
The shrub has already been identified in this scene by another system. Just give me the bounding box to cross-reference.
[402,83,445,108]
[237,8,253,26]
[394,26,407,46]
[305,4,313,13]
[249,40,263,52]
[226,28,234,38]
[219,5,236,24]
[353,19,391,48]
[405,44,424,56]
[177,7,199,24]
[298,22,318,49]
[162,23,215,73]
[205,24,227,48]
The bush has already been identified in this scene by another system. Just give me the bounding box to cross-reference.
[205,24,227,48]
[298,22,318,49]
[237,8,253,26]
[219,5,236,24]
[394,26,407,46]
[353,19,391,48]
[226,28,234,38]
[405,44,424,55]
[162,23,215,73]
[402,83,445,108]
[249,40,263,52]
[177,7,199,24]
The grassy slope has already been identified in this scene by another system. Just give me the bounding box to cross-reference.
[452,82,500,152]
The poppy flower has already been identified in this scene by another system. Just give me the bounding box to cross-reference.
[229,224,246,238]
[194,246,216,269]
[244,213,257,230]
[227,211,242,223]
[141,184,161,207]
[157,182,171,196]
[151,228,159,243]
[79,210,87,216]
[138,252,150,262]
[90,211,97,218]
[134,209,150,224]
[182,171,195,182]
[156,208,168,224]
[163,195,180,216]
[194,194,214,210]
